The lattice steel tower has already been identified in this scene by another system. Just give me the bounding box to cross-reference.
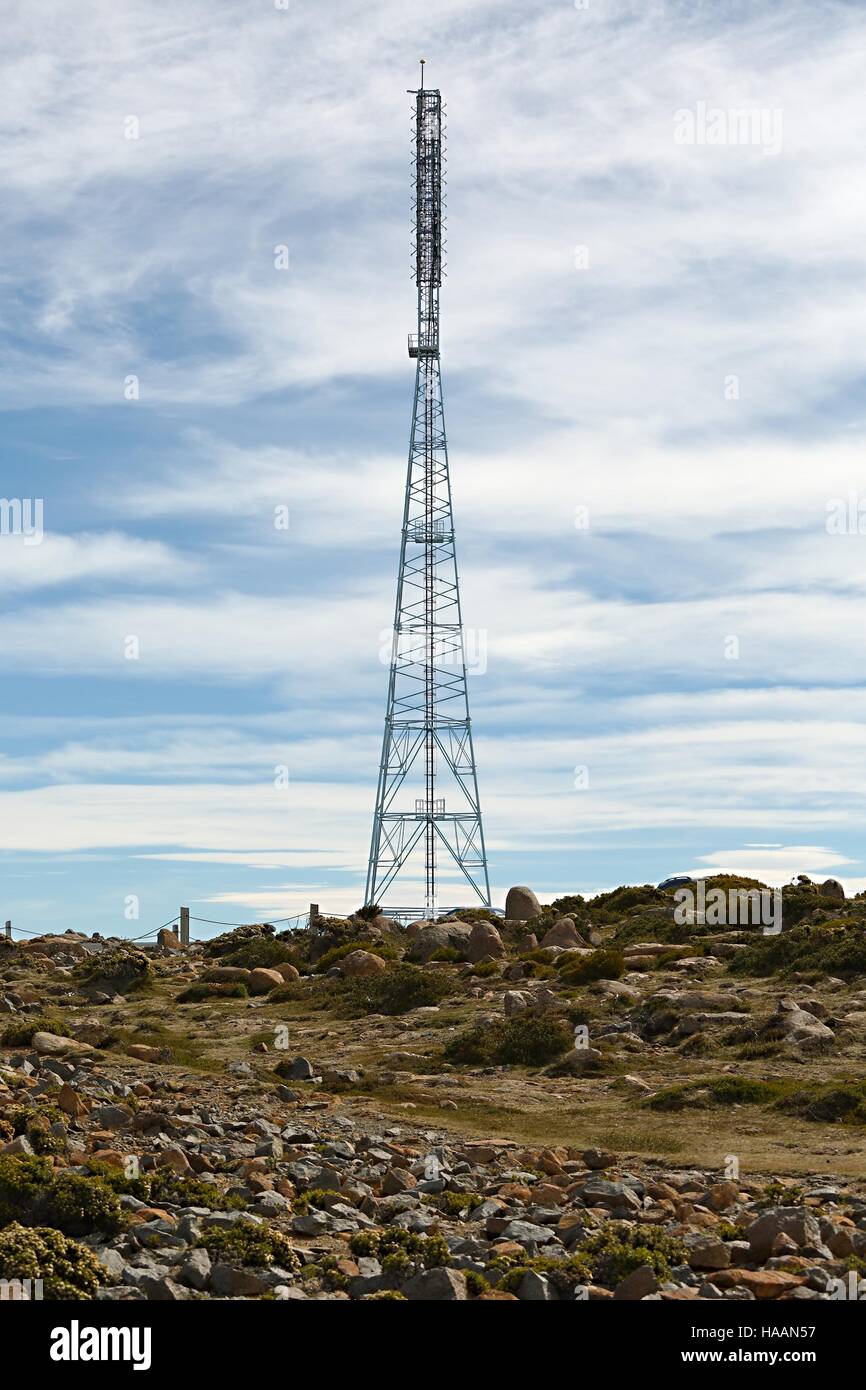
[365,67,491,917]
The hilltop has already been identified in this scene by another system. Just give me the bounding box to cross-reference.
[3,875,866,1300]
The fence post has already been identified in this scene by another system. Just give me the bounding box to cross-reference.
[4,921,10,942]
[179,907,189,946]
[309,903,319,931]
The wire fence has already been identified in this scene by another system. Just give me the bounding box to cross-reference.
[2,908,315,946]
[2,902,502,945]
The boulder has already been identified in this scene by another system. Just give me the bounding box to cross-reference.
[504,990,529,1017]
[31,1031,94,1057]
[407,922,472,962]
[275,962,300,982]
[818,879,845,901]
[504,886,541,921]
[404,1268,468,1301]
[541,917,583,949]
[582,1148,617,1170]
[467,922,507,963]
[157,928,181,949]
[126,1045,163,1063]
[248,968,285,994]
[745,1206,821,1264]
[338,950,387,979]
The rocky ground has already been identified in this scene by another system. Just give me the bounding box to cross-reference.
[3,875,866,1301]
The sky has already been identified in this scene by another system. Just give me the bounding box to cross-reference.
[2,0,866,938]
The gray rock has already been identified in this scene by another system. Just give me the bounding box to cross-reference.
[504,886,541,921]
[140,1276,191,1301]
[746,1206,822,1263]
[403,1267,468,1301]
[578,1178,642,1211]
[177,1249,211,1291]
[499,1220,558,1246]
[209,1263,269,1297]
[517,1269,559,1301]
[280,1056,315,1081]
[407,923,472,963]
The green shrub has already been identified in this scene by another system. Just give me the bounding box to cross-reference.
[149,1174,246,1210]
[293,1187,344,1214]
[0,1222,106,1299]
[423,1190,480,1217]
[355,903,383,921]
[470,961,501,978]
[197,1223,300,1269]
[520,948,557,965]
[429,947,462,963]
[204,923,276,959]
[648,1076,788,1112]
[444,1015,572,1068]
[577,1223,686,1288]
[224,937,302,970]
[775,1082,866,1126]
[520,961,556,980]
[0,1157,122,1236]
[85,1162,243,1211]
[381,1250,414,1280]
[5,1105,66,1156]
[85,1160,151,1203]
[313,940,398,974]
[268,982,308,1004]
[493,1253,591,1295]
[72,949,152,994]
[464,1270,490,1295]
[0,1016,64,1046]
[177,982,249,1002]
[558,948,624,986]
[348,1228,448,1268]
[337,965,452,1017]
[729,922,866,979]
[36,1172,123,1237]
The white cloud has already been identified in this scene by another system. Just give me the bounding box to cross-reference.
[0,531,195,591]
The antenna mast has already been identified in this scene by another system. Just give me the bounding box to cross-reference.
[365,70,491,918]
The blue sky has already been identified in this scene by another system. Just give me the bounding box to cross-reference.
[3,0,866,936]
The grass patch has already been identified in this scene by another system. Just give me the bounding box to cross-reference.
[776,1081,866,1126]
[107,1024,220,1071]
[648,1076,790,1112]
[177,982,249,1003]
[0,1016,65,1047]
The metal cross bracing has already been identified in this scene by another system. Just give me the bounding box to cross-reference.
[365,78,491,919]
